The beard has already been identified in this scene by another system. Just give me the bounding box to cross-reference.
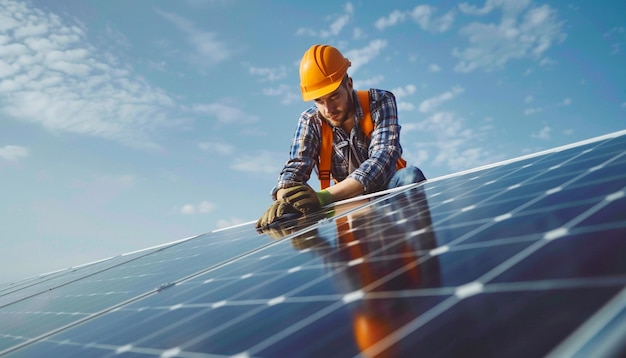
[326,110,350,126]
[324,91,354,127]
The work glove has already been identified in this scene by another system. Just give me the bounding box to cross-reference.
[282,184,333,215]
[256,199,301,229]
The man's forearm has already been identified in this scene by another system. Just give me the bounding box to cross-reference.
[325,178,364,203]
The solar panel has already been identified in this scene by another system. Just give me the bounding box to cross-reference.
[1,130,625,357]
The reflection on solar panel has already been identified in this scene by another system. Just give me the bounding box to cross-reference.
[2,130,626,357]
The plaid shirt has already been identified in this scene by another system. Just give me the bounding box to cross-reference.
[272,89,403,198]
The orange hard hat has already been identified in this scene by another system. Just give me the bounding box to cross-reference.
[299,44,351,101]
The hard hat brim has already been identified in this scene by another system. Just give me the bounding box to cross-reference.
[301,79,343,102]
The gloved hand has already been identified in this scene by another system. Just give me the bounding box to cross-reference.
[255,199,301,229]
[282,184,333,215]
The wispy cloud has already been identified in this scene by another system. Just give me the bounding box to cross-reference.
[216,217,246,229]
[375,10,406,30]
[0,0,180,148]
[532,125,551,140]
[524,107,543,115]
[410,5,455,33]
[154,8,232,66]
[407,111,500,171]
[428,64,442,72]
[0,145,29,161]
[376,5,455,32]
[248,65,288,82]
[261,84,300,105]
[392,84,417,112]
[353,75,384,90]
[231,150,284,174]
[603,26,625,54]
[454,1,566,72]
[459,0,532,16]
[404,85,501,172]
[178,200,216,215]
[345,40,388,73]
[392,84,417,98]
[419,86,464,113]
[296,2,353,38]
[198,141,235,155]
[191,100,259,124]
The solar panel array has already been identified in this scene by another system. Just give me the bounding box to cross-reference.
[1,130,625,357]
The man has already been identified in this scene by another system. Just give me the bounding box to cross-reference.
[256,44,425,228]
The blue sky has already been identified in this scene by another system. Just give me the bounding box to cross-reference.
[0,0,624,283]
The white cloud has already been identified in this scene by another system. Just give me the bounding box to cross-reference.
[428,64,442,72]
[392,84,417,99]
[0,0,180,148]
[604,26,625,54]
[295,28,316,37]
[419,86,464,113]
[261,84,300,105]
[248,65,288,82]
[405,148,430,167]
[296,2,353,38]
[197,201,215,213]
[198,141,234,155]
[345,40,387,73]
[180,204,195,215]
[0,145,29,161]
[376,5,455,33]
[454,2,565,72]
[179,200,216,215]
[375,10,407,30]
[539,57,557,66]
[523,107,543,115]
[353,75,384,89]
[191,101,259,124]
[154,9,232,66]
[532,125,551,140]
[397,102,416,112]
[216,217,246,229]
[392,84,417,112]
[324,2,354,37]
[231,150,284,174]
[410,5,455,33]
[408,111,500,171]
[524,95,534,103]
[560,98,572,106]
[459,0,532,16]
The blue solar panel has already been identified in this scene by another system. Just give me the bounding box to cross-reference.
[1,130,625,357]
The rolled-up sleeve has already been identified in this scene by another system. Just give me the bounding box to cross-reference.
[348,89,402,193]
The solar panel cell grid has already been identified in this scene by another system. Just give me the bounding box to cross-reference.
[1,130,625,357]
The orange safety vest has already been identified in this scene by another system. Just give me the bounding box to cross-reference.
[319,90,406,190]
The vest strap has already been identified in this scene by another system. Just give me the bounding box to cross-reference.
[318,90,405,190]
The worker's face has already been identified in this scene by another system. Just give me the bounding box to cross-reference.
[314,76,353,127]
